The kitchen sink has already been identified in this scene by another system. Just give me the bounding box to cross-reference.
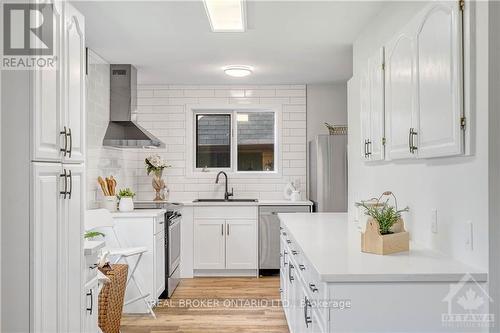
[193,198,258,203]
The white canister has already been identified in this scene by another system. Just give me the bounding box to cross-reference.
[118,197,134,212]
[101,196,118,212]
[290,190,301,202]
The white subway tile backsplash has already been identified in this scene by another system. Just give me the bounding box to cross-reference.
[86,83,308,201]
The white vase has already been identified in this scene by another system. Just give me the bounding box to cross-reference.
[119,197,134,212]
[101,196,118,212]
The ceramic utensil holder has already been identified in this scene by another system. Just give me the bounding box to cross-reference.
[101,196,118,212]
[361,218,409,255]
[118,197,134,212]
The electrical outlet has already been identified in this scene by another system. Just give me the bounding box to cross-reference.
[465,221,474,251]
[431,209,438,234]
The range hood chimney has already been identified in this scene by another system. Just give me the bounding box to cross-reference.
[103,64,164,148]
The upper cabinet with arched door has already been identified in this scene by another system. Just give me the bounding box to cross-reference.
[360,1,466,161]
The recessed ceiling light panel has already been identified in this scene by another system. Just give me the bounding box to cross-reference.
[203,0,246,32]
[223,65,253,77]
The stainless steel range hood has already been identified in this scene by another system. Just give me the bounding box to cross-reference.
[103,64,164,148]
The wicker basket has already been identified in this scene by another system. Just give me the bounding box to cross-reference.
[98,264,128,333]
[324,123,348,135]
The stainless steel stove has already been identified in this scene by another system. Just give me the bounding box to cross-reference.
[134,201,183,298]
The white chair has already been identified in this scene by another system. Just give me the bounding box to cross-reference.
[85,209,156,318]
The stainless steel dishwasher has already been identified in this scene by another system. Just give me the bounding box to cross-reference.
[259,205,311,275]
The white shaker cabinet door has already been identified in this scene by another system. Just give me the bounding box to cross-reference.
[61,163,84,333]
[415,1,464,158]
[225,220,257,270]
[32,163,63,333]
[194,219,225,269]
[32,2,64,162]
[155,232,166,298]
[64,4,86,163]
[367,48,385,161]
[359,75,371,160]
[385,29,417,160]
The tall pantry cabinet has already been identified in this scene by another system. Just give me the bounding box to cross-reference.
[1,2,87,332]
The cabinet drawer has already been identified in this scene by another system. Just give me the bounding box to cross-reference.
[194,206,257,219]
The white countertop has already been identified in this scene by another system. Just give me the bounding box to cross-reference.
[110,209,166,218]
[182,199,312,206]
[279,213,487,283]
[84,240,105,255]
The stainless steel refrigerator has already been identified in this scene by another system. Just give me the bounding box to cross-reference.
[309,134,348,212]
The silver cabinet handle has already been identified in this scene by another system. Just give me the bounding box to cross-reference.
[410,128,418,153]
[291,250,298,255]
[283,251,288,266]
[309,283,319,293]
[408,128,412,153]
[227,224,230,236]
[60,127,68,156]
[67,127,72,158]
[286,239,291,244]
[304,296,312,327]
[364,139,368,158]
[60,169,68,199]
[86,289,93,314]
[288,263,294,283]
[366,139,372,156]
[67,170,72,199]
[221,223,224,236]
[299,264,306,271]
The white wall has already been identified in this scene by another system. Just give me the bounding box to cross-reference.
[488,0,500,326]
[86,50,137,208]
[306,83,347,143]
[348,1,489,269]
[133,85,307,202]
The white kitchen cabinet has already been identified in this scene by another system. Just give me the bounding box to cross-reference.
[31,2,86,163]
[64,4,86,163]
[225,220,257,269]
[385,26,417,160]
[83,277,99,333]
[194,219,226,270]
[62,164,85,333]
[32,1,64,162]
[2,3,86,332]
[415,1,464,158]
[155,231,166,297]
[193,206,257,274]
[360,48,385,161]
[384,1,464,160]
[32,163,62,333]
[32,163,85,333]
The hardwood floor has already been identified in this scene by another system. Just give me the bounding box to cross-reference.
[120,277,289,333]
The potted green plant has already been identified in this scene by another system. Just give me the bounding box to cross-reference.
[356,191,410,255]
[117,188,135,212]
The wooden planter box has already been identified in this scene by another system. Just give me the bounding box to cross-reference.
[361,218,409,255]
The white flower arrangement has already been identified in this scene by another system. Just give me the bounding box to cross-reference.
[145,154,171,175]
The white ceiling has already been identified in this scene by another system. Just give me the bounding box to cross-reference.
[73,1,384,84]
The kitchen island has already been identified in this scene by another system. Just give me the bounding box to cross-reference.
[278,213,489,333]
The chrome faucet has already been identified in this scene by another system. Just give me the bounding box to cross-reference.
[215,171,233,200]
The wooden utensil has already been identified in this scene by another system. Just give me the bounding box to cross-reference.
[109,176,117,196]
[98,176,110,196]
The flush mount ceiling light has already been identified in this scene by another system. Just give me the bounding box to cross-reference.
[203,0,246,32]
[224,65,253,77]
